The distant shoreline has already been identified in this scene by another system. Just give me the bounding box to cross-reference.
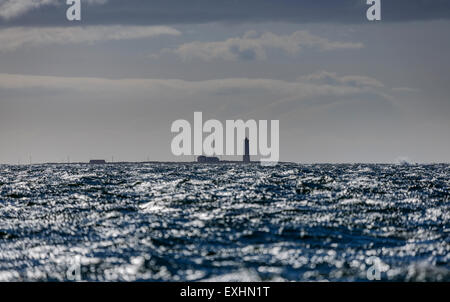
[10,161,293,165]
[2,161,449,166]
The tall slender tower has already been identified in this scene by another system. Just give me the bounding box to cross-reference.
[243,138,250,163]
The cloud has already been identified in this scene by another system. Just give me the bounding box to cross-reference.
[0,72,360,93]
[301,71,384,88]
[167,31,363,62]
[0,25,181,52]
[0,71,381,92]
[0,0,56,20]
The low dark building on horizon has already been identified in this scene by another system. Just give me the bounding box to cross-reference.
[89,159,106,164]
[197,156,220,163]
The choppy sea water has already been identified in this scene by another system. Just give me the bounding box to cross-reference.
[0,163,449,281]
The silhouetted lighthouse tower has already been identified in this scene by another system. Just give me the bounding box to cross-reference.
[243,138,250,163]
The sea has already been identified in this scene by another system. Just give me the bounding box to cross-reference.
[0,163,449,281]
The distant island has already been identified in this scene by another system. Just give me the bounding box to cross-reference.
[89,137,258,165]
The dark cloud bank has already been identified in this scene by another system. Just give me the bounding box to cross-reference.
[1,0,450,27]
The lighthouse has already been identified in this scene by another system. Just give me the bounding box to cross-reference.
[243,138,250,163]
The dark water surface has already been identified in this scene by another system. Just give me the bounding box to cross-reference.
[0,163,449,281]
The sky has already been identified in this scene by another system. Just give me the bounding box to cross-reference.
[0,0,449,164]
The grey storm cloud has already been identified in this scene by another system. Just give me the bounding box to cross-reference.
[0,25,180,52]
[167,31,364,62]
[1,0,450,26]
